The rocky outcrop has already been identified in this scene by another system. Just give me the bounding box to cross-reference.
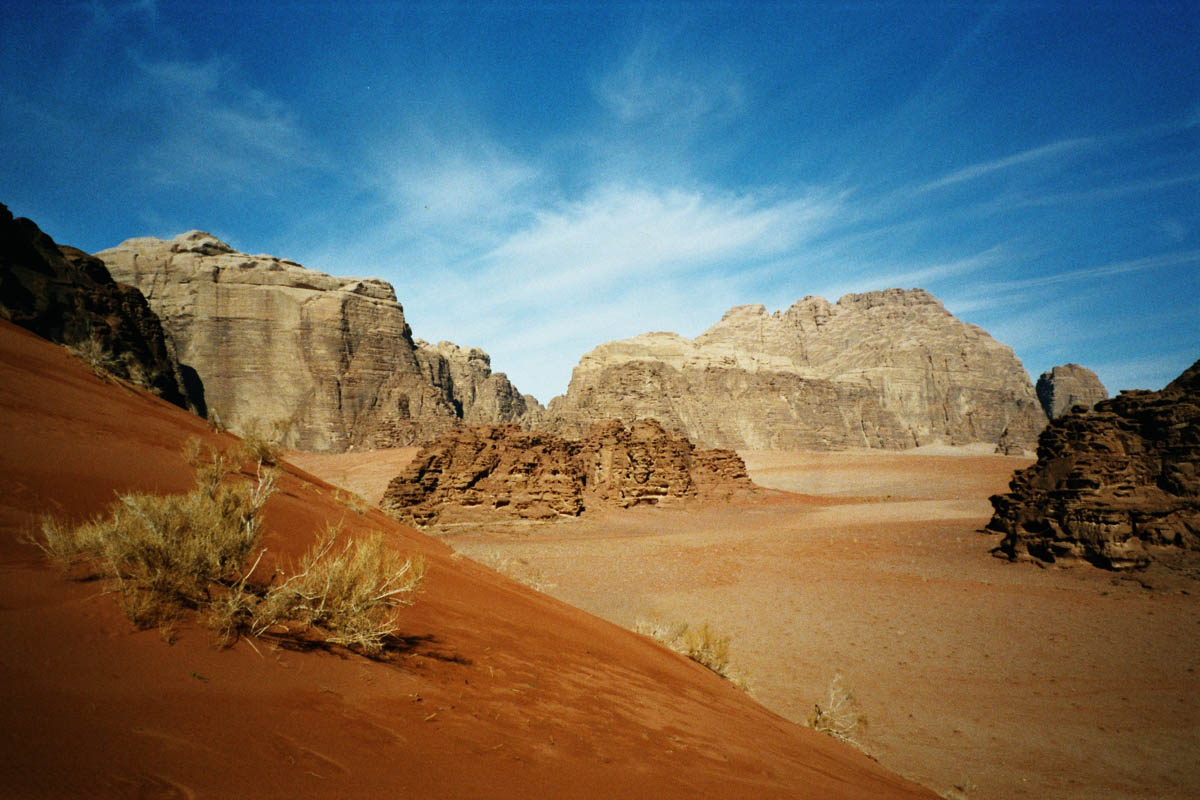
[415,340,544,428]
[1036,363,1108,419]
[0,204,201,412]
[545,289,1046,452]
[97,231,536,452]
[382,419,756,525]
[988,360,1200,570]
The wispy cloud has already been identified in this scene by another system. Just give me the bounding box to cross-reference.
[916,137,1096,193]
[983,249,1200,293]
[131,55,323,190]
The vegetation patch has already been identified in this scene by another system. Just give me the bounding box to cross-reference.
[32,439,423,659]
[633,616,750,691]
[809,674,866,746]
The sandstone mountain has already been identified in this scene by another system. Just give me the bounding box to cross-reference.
[1036,363,1108,419]
[545,289,1047,452]
[382,419,755,526]
[0,204,201,412]
[988,359,1200,571]
[415,339,544,428]
[97,231,540,452]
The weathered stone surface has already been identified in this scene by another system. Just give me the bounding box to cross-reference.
[0,204,200,412]
[415,340,544,428]
[1036,363,1108,419]
[545,289,1046,452]
[97,231,534,452]
[988,359,1200,570]
[382,418,756,525]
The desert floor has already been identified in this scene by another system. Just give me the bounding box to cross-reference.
[295,446,1200,800]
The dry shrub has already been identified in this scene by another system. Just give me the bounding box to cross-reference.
[33,440,423,658]
[810,674,866,745]
[335,488,370,515]
[633,616,748,690]
[237,416,294,465]
[68,336,118,376]
[257,528,424,656]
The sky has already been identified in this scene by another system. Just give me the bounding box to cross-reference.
[1,0,1197,403]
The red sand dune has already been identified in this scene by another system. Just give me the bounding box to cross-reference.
[0,317,934,798]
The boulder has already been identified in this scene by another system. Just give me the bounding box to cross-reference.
[382,419,756,525]
[545,289,1046,452]
[988,359,1200,570]
[1036,363,1108,419]
[0,204,200,412]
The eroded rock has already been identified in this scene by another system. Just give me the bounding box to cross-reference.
[382,418,756,525]
[988,360,1200,570]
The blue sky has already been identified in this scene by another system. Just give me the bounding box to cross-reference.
[2,0,1197,402]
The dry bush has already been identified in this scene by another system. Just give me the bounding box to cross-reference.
[810,674,866,745]
[633,616,748,690]
[68,335,118,376]
[257,528,425,656]
[33,441,424,658]
[237,416,294,465]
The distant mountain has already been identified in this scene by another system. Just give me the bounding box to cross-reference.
[1036,363,1108,419]
[97,231,540,452]
[545,288,1047,452]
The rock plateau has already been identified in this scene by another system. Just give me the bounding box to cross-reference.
[0,204,200,412]
[382,419,755,526]
[988,359,1200,570]
[97,231,540,452]
[1036,363,1108,419]
[545,289,1046,452]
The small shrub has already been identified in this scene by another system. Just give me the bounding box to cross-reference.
[335,488,370,515]
[237,416,295,465]
[68,335,118,376]
[257,528,425,655]
[633,616,748,689]
[810,674,866,745]
[33,443,423,659]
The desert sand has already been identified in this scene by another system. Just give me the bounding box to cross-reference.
[309,443,1200,799]
[0,318,933,799]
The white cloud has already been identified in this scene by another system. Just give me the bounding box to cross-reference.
[916,137,1095,193]
[131,55,322,190]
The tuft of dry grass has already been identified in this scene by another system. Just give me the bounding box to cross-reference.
[810,674,866,745]
[33,441,423,658]
[633,616,750,691]
[256,528,424,656]
[335,488,371,515]
[236,416,295,466]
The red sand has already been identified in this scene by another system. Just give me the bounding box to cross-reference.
[0,318,934,798]
[317,436,1200,798]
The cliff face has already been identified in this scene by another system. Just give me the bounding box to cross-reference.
[382,419,755,526]
[545,289,1046,452]
[988,360,1200,570]
[1036,363,1108,419]
[97,232,535,452]
[0,204,200,412]
[414,340,544,429]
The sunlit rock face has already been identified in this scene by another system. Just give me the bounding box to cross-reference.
[545,288,1047,452]
[989,359,1200,570]
[97,231,539,452]
[1036,363,1108,419]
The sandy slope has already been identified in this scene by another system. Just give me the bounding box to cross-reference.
[0,318,933,799]
[310,435,1200,798]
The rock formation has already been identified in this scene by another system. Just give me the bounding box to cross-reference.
[1036,363,1108,419]
[545,289,1046,452]
[415,340,544,428]
[988,359,1200,570]
[0,204,201,412]
[97,231,539,452]
[382,419,756,525]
